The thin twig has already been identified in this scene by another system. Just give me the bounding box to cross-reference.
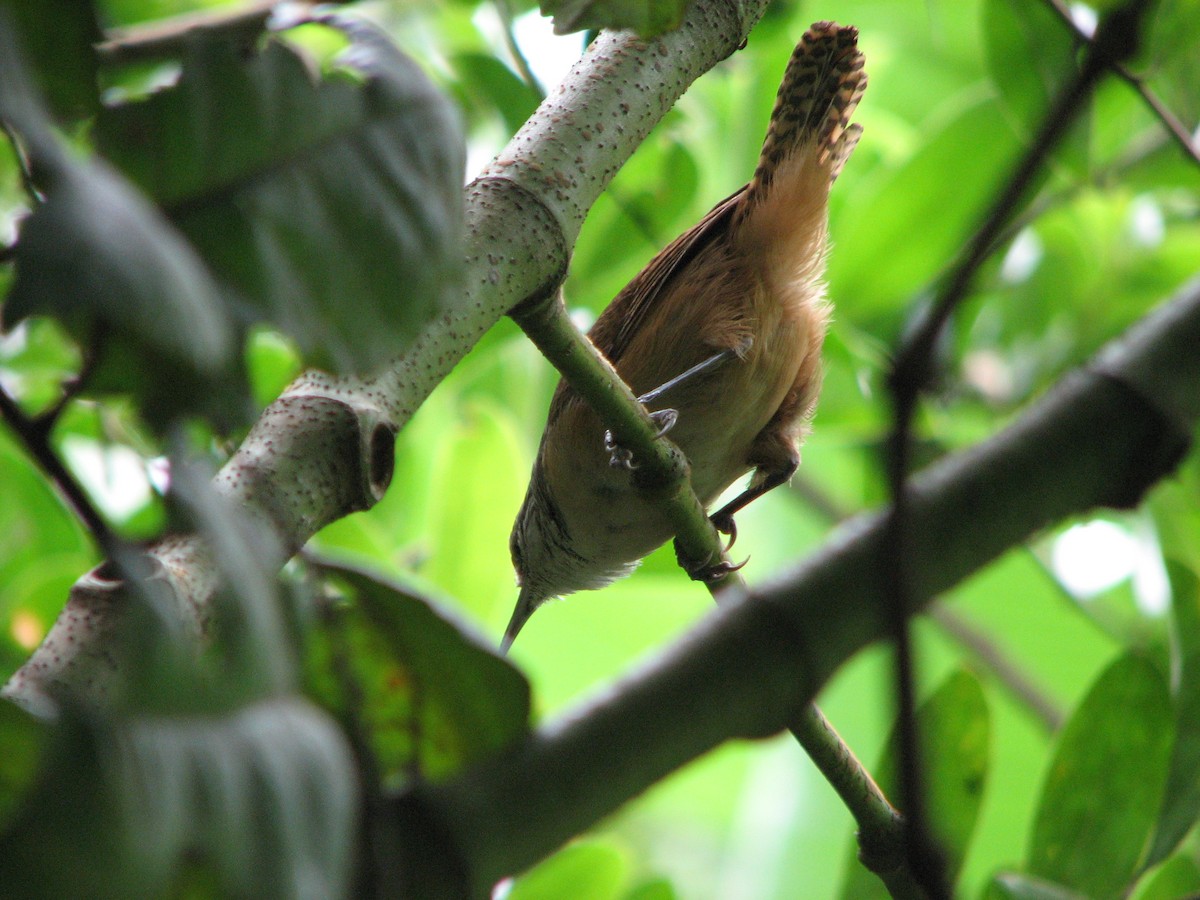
[1,118,41,203]
[512,292,927,894]
[880,3,1154,895]
[792,471,1067,735]
[0,386,118,557]
[928,605,1064,733]
[1040,0,1200,168]
[493,0,545,98]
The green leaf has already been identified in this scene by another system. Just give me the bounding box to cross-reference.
[0,1,101,121]
[0,699,357,898]
[1143,561,1200,865]
[540,0,688,37]
[981,0,1087,174]
[423,399,528,621]
[1028,653,1173,898]
[245,327,304,409]
[623,877,678,900]
[1149,457,1200,573]
[1131,855,1200,900]
[6,161,244,424]
[120,699,357,897]
[987,871,1091,899]
[837,669,990,898]
[509,839,631,900]
[1137,0,1200,127]
[169,460,295,699]
[0,19,241,428]
[94,17,465,375]
[317,557,530,777]
[453,51,542,134]
[0,702,46,830]
[827,96,1023,321]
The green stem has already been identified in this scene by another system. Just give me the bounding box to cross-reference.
[511,290,921,893]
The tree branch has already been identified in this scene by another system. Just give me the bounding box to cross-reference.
[881,3,1152,891]
[1039,0,1200,167]
[510,232,919,897]
[387,272,1199,896]
[2,0,768,708]
[0,387,116,556]
[927,604,1064,733]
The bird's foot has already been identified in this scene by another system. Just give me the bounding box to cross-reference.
[711,510,739,552]
[605,408,678,469]
[674,539,749,584]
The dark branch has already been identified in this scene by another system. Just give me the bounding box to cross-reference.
[880,3,1153,895]
[928,604,1064,733]
[1040,0,1200,168]
[0,385,118,558]
[390,273,1200,897]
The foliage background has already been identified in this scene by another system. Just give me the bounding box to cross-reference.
[1,0,1199,897]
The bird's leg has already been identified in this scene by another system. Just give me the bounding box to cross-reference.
[606,345,744,469]
[636,345,743,406]
[674,540,750,584]
[676,437,799,583]
[710,454,799,549]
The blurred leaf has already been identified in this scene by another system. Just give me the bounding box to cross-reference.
[0,698,357,899]
[827,96,1023,320]
[453,51,542,134]
[509,838,631,900]
[244,326,303,408]
[540,0,687,37]
[1028,653,1173,898]
[167,459,295,700]
[582,139,699,289]
[1149,454,1200,573]
[987,871,1091,899]
[0,1,101,121]
[316,557,530,778]
[982,0,1087,174]
[8,165,245,427]
[118,699,356,898]
[569,133,700,315]
[1130,855,1200,900]
[0,318,80,415]
[423,399,528,620]
[837,669,990,898]
[0,702,45,829]
[1143,561,1200,865]
[1136,0,1200,126]
[0,22,242,428]
[94,16,465,375]
[623,876,678,900]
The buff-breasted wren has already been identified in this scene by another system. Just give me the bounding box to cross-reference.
[504,22,867,651]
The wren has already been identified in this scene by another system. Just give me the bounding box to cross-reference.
[504,22,867,650]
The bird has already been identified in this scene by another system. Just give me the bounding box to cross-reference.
[503,22,866,652]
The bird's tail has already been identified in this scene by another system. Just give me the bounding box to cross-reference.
[740,21,867,217]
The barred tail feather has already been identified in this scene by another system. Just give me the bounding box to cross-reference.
[739,21,867,217]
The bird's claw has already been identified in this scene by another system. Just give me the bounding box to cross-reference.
[604,408,678,469]
[674,538,749,584]
[711,511,738,552]
[604,430,637,469]
[688,554,750,584]
[649,408,678,437]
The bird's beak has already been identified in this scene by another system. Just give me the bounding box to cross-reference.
[499,586,537,654]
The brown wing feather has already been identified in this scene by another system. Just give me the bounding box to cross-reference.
[593,186,744,364]
[546,187,744,420]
